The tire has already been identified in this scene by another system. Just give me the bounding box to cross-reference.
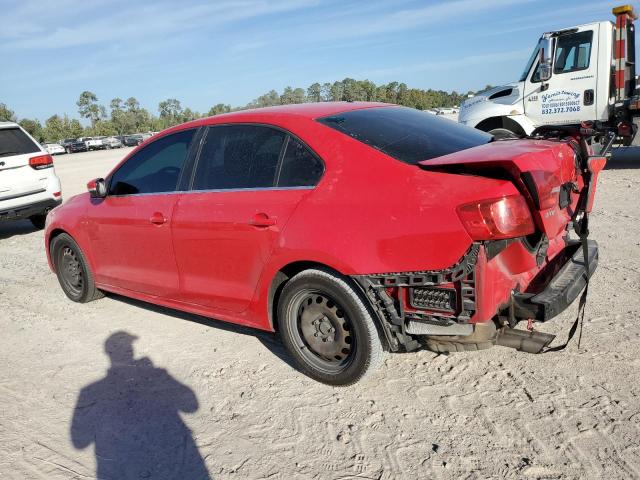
[50,233,104,303]
[29,214,47,230]
[488,128,520,140]
[277,268,384,386]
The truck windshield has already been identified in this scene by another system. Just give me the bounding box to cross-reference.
[317,107,492,164]
[519,42,541,82]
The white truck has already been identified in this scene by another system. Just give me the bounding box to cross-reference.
[459,5,640,145]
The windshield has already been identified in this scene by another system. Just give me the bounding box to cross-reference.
[317,106,492,164]
[519,41,541,82]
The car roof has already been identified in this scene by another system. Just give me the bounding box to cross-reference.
[0,121,20,129]
[229,101,392,119]
[147,101,396,143]
[181,101,394,128]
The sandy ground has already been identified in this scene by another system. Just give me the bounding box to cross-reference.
[1,146,639,479]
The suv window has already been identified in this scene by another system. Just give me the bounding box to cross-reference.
[0,127,40,157]
[193,125,286,190]
[317,107,492,164]
[276,137,324,187]
[109,128,195,195]
[554,31,593,74]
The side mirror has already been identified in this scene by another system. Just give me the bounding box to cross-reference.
[87,178,107,198]
[538,36,553,82]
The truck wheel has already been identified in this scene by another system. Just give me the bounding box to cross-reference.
[277,269,384,386]
[488,128,520,140]
[51,233,104,303]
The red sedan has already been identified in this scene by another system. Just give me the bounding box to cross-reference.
[45,102,602,385]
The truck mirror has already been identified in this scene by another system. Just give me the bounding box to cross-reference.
[538,36,553,82]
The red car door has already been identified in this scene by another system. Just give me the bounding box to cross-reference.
[86,128,197,297]
[171,126,324,313]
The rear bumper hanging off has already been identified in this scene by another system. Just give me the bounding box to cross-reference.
[512,240,598,322]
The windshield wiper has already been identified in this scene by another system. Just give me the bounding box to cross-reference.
[0,151,19,157]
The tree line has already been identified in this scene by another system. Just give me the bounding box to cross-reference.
[0,78,491,143]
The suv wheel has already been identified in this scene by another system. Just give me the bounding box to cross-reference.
[277,269,384,385]
[29,214,47,230]
[50,233,104,303]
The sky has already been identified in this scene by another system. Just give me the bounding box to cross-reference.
[1,0,636,122]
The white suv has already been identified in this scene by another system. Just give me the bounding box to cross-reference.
[0,122,62,229]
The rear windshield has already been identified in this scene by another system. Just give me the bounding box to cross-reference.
[317,106,492,164]
[0,127,40,157]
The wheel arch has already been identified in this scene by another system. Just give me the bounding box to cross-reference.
[47,228,70,272]
[267,261,346,332]
[475,116,528,136]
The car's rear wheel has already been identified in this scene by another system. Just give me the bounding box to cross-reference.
[277,269,384,386]
[51,233,104,303]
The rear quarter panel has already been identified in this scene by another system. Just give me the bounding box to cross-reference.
[265,119,520,275]
[243,116,521,330]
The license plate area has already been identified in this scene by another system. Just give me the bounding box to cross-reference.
[409,287,457,313]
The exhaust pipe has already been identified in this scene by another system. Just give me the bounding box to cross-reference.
[495,327,555,354]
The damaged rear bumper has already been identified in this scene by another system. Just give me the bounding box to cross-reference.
[512,240,598,322]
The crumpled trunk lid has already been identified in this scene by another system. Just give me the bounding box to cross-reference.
[419,139,586,239]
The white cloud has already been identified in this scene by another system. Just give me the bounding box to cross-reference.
[1,0,319,49]
[298,0,540,41]
[342,48,531,81]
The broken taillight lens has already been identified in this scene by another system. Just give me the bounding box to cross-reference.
[457,195,535,240]
[525,170,562,210]
[29,154,54,170]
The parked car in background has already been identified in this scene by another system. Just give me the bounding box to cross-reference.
[0,122,62,229]
[85,137,106,151]
[44,102,602,385]
[102,137,123,149]
[122,134,144,146]
[68,139,88,153]
[60,138,78,153]
[44,143,66,155]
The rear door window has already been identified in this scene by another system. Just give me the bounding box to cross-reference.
[0,127,40,157]
[109,128,196,195]
[276,137,324,187]
[192,125,286,190]
[317,107,492,164]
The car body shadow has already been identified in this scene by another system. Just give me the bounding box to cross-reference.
[105,292,299,374]
[71,331,211,479]
[0,219,39,240]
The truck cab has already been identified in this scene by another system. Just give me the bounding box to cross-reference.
[459,6,636,139]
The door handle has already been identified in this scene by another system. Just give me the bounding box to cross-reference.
[249,213,276,227]
[149,212,167,225]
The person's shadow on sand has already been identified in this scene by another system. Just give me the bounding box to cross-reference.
[70,331,210,479]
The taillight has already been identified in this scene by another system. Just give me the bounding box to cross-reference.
[524,170,561,210]
[29,154,54,170]
[457,195,535,240]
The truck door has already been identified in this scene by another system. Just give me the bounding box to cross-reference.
[524,25,599,127]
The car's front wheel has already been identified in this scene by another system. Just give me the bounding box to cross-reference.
[50,233,104,303]
[277,269,384,385]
